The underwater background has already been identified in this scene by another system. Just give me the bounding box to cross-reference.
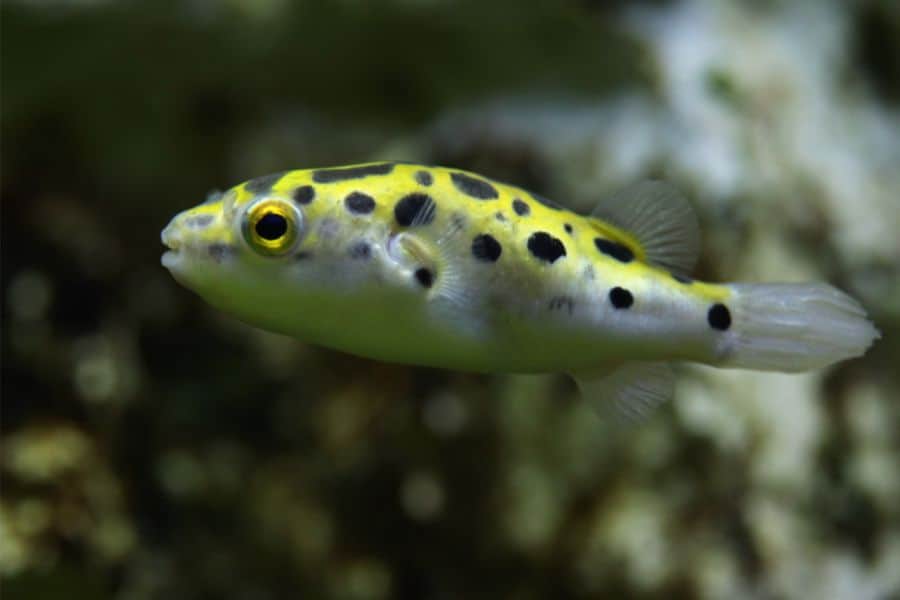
[2,1,899,598]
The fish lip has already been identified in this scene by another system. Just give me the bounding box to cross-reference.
[161,220,183,270]
[161,225,180,251]
[161,249,180,269]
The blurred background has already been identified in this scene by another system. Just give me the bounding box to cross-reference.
[2,1,899,598]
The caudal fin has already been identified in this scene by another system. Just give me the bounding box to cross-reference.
[722,283,880,372]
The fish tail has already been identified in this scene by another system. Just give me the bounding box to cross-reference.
[718,283,880,372]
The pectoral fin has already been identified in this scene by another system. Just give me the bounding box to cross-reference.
[384,223,482,335]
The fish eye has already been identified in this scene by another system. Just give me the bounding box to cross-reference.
[242,199,303,256]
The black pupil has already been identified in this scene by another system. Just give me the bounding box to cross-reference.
[255,213,288,240]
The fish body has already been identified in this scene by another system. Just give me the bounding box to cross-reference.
[162,162,879,415]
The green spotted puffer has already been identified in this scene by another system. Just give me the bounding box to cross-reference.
[161,162,879,417]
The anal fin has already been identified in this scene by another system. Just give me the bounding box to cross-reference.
[572,362,674,423]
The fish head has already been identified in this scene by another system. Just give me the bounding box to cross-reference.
[161,184,323,325]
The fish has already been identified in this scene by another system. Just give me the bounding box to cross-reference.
[161,162,880,419]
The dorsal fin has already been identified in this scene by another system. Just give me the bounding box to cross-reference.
[591,180,700,277]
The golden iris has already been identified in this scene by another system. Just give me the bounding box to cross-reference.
[243,199,301,256]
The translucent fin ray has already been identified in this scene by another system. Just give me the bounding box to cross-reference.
[386,221,475,324]
[722,283,880,372]
[573,361,674,423]
[591,181,700,277]
[411,196,437,228]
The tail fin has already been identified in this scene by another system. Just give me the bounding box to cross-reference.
[722,283,880,372]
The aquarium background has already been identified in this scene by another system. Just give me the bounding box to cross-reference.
[2,1,899,598]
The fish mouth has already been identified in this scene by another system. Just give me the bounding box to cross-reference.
[161,222,182,269]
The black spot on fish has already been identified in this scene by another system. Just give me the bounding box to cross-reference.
[345,191,376,215]
[414,268,434,288]
[512,198,530,216]
[208,244,235,263]
[293,185,315,205]
[186,214,214,229]
[450,172,499,200]
[564,223,573,235]
[549,296,575,315]
[294,251,313,261]
[609,287,634,309]
[245,172,286,195]
[471,234,502,262]
[527,232,566,264]
[672,273,693,284]
[312,163,394,183]
[415,170,433,186]
[394,193,435,227]
[532,192,563,210]
[495,212,507,222]
[594,238,635,263]
[708,303,731,330]
[349,241,371,260]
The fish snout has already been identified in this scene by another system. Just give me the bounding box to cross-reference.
[161,213,187,270]
[161,217,182,251]
[161,208,231,272]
